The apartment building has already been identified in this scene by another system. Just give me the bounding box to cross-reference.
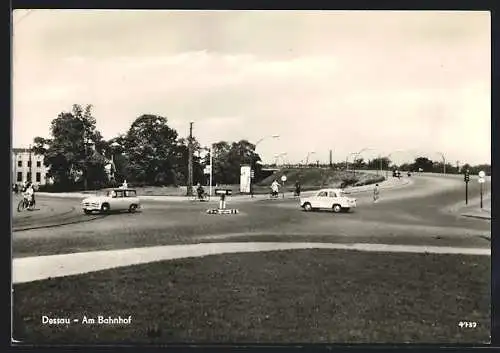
[12,148,50,186]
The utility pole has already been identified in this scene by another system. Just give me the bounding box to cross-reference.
[28,144,33,183]
[329,150,333,168]
[187,122,194,196]
[83,124,88,191]
[209,145,213,197]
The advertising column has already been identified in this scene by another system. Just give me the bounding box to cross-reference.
[240,165,251,193]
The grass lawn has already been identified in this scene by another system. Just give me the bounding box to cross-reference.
[13,249,490,344]
[63,169,384,196]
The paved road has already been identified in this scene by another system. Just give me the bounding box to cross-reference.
[12,195,105,231]
[12,174,490,258]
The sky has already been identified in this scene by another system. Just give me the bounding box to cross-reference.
[12,10,491,165]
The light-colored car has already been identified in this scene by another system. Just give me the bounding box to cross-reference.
[82,188,141,214]
[300,188,357,213]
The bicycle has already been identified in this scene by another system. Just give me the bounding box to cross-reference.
[269,190,280,199]
[17,197,35,212]
[189,193,211,202]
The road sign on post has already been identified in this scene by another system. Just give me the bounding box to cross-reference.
[281,175,287,199]
[478,171,485,209]
[206,189,239,215]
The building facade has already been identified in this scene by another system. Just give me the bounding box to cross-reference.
[12,148,50,186]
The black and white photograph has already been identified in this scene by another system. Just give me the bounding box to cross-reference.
[11,10,491,344]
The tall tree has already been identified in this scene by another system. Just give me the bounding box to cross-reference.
[123,114,179,185]
[204,140,262,185]
[32,104,108,190]
[412,157,434,172]
[367,157,391,170]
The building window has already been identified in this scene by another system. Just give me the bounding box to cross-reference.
[37,161,41,167]
[17,172,22,182]
[27,161,32,167]
[36,172,41,182]
[17,161,22,167]
[27,172,32,181]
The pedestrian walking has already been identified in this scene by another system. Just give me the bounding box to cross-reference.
[373,183,380,203]
[294,180,301,198]
[270,179,280,198]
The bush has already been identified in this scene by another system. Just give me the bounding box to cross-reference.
[339,175,359,189]
[354,175,385,187]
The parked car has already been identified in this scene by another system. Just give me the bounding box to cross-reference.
[299,188,357,213]
[81,188,141,214]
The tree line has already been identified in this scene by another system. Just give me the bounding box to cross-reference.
[33,104,263,191]
[32,104,490,191]
[264,156,490,176]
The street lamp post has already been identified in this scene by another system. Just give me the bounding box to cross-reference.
[209,144,213,197]
[28,144,33,184]
[305,151,315,166]
[351,148,371,177]
[437,152,446,174]
[384,150,407,179]
[252,134,280,195]
[109,142,121,183]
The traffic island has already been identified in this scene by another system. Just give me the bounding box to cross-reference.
[206,209,239,215]
[206,189,239,215]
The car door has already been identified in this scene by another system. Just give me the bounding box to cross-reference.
[329,191,343,207]
[315,191,329,209]
[124,190,137,208]
[328,191,338,207]
[112,190,125,210]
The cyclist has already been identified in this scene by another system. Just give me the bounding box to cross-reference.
[196,183,206,201]
[23,182,35,209]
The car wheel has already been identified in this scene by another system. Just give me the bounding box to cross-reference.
[129,204,137,213]
[84,210,92,215]
[101,203,110,213]
[332,204,342,213]
[303,203,312,212]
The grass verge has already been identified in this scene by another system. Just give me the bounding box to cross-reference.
[13,249,490,344]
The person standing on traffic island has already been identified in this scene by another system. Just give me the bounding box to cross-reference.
[373,183,380,203]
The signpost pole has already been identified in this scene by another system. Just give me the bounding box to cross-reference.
[480,182,483,209]
[465,181,468,205]
[209,146,213,197]
[478,171,485,209]
[281,175,287,199]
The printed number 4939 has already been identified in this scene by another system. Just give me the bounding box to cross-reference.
[458,321,478,328]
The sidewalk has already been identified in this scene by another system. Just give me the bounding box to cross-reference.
[12,241,490,284]
[446,195,491,220]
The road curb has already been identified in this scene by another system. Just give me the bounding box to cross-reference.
[461,214,491,221]
[12,214,107,232]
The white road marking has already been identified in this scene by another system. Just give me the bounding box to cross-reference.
[13,242,490,284]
